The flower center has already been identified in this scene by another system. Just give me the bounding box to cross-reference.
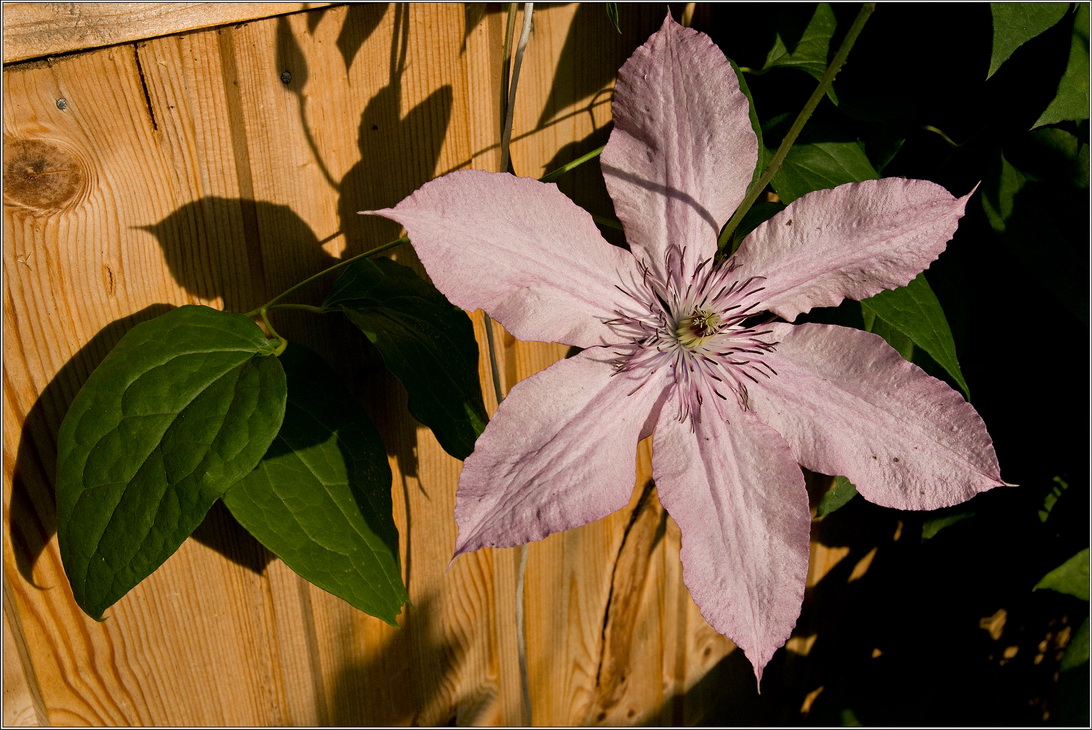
[676,307,722,348]
[604,248,780,424]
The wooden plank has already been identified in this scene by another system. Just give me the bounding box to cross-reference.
[2,2,334,64]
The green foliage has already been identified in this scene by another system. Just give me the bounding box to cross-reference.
[981,134,1088,322]
[1035,548,1091,601]
[223,345,408,624]
[816,475,858,517]
[605,2,621,34]
[1033,3,1089,127]
[324,257,488,460]
[1062,616,1089,671]
[988,2,1069,78]
[861,273,970,398]
[770,139,878,204]
[56,305,287,618]
[761,2,837,85]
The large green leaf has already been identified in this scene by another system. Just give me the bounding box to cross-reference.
[761,2,837,83]
[1034,3,1090,127]
[324,257,488,460]
[769,139,879,204]
[988,2,1069,78]
[223,345,408,624]
[1035,548,1091,601]
[57,305,286,618]
[861,273,970,399]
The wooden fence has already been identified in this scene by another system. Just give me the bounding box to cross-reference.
[3,3,862,725]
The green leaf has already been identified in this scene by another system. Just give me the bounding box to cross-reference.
[816,475,858,517]
[981,152,1027,232]
[604,2,621,34]
[223,345,408,624]
[324,257,488,460]
[761,2,838,83]
[1034,4,1090,127]
[1062,616,1090,671]
[861,306,915,361]
[860,273,970,399]
[57,305,286,618]
[921,506,976,541]
[988,2,1070,78]
[1035,548,1090,601]
[1040,476,1069,523]
[981,147,1087,322]
[770,139,878,204]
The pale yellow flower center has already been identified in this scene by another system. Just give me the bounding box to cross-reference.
[675,308,722,349]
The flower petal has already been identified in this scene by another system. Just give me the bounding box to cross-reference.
[748,323,1006,510]
[601,13,757,279]
[653,396,810,685]
[731,179,972,322]
[368,170,643,348]
[454,348,671,555]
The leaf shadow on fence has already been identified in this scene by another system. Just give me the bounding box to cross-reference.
[326,589,495,726]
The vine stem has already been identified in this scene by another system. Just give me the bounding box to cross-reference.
[539,144,604,183]
[245,235,407,318]
[718,2,876,253]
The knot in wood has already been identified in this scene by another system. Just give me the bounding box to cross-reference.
[3,137,89,213]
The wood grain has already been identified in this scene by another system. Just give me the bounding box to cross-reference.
[0,3,858,725]
[2,2,333,64]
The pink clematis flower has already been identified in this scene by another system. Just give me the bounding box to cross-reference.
[369,14,1006,683]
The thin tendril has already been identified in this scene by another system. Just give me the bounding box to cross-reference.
[245,235,408,318]
[538,144,605,183]
[718,2,876,253]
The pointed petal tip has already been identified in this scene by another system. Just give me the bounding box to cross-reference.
[744,644,774,693]
[358,207,400,221]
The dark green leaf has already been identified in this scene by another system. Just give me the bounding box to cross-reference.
[1061,617,1090,671]
[1040,475,1069,523]
[981,152,1026,231]
[861,306,915,361]
[861,273,970,399]
[761,2,837,83]
[1034,548,1090,600]
[324,257,488,459]
[816,475,858,517]
[57,305,286,618]
[729,201,785,253]
[1034,4,1090,127]
[921,506,976,541]
[988,2,1069,78]
[605,2,621,34]
[981,148,1087,322]
[223,345,408,624]
[770,139,878,204]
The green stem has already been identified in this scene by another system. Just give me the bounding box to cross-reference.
[267,302,327,315]
[718,2,875,253]
[259,308,288,356]
[539,144,605,183]
[591,213,623,230]
[245,235,408,318]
